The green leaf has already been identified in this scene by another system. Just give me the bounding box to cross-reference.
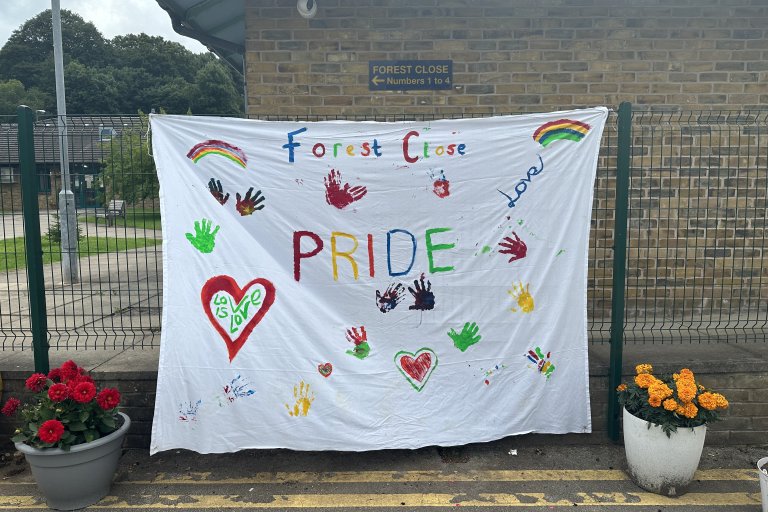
[11,433,28,443]
[101,415,116,429]
[68,421,87,432]
[80,410,90,423]
[84,430,99,443]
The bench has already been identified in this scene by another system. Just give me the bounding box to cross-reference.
[94,200,126,226]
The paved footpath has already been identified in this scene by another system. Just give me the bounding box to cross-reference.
[0,443,765,511]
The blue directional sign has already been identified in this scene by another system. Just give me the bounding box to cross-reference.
[369,60,453,91]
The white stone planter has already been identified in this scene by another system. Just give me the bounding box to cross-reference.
[15,412,130,510]
[622,407,706,496]
[758,456,768,512]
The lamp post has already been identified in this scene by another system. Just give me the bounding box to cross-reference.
[52,0,79,283]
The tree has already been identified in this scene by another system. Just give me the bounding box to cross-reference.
[0,9,107,94]
[192,59,243,115]
[63,61,120,114]
[0,79,52,115]
[100,114,158,202]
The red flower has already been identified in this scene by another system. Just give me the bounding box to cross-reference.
[60,360,80,380]
[47,368,63,382]
[96,388,121,410]
[48,383,69,402]
[25,373,48,392]
[72,381,97,404]
[1,397,20,416]
[38,419,65,444]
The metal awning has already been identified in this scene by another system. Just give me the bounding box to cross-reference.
[154,0,245,73]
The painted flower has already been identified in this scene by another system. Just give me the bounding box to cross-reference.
[38,419,65,444]
[25,373,48,392]
[97,388,121,410]
[663,398,678,411]
[47,383,69,402]
[72,381,97,404]
[635,364,653,375]
[1,397,20,416]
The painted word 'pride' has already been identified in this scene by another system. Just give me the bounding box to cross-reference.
[293,228,455,282]
[282,127,467,163]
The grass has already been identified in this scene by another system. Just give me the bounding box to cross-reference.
[79,208,162,230]
[0,236,162,272]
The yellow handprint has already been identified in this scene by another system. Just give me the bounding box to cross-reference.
[508,281,535,313]
[285,380,315,417]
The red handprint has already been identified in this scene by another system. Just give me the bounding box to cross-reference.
[235,187,265,216]
[499,232,527,263]
[345,326,370,360]
[324,169,367,210]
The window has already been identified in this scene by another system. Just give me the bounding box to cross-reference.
[0,167,16,184]
[99,126,117,141]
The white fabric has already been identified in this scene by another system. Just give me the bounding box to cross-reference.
[149,108,608,454]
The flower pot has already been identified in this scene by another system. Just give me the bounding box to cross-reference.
[622,407,705,497]
[15,412,130,511]
[758,457,768,512]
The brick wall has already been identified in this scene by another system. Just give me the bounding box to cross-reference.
[244,0,767,117]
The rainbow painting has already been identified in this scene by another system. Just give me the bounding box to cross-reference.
[186,140,247,168]
[532,119,591,147]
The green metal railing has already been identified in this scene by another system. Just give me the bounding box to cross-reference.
[2,105,767,438]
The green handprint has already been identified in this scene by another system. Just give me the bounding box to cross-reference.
[185,218,220,254]
[448,321,482,352]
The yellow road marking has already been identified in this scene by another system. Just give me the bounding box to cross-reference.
[128,468,760,484]
[0,492,762,508]
[2,468,758,486]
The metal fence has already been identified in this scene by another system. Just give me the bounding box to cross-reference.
[0,106,765,354]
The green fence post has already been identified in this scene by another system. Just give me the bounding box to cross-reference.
[607,101,632,442]
[18,105,49,374]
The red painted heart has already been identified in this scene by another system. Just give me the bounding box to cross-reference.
[318,363,333,377]
[201,275,276,362]
[395,348,438,391]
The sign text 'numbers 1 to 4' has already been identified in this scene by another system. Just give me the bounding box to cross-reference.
[369,60,453,91]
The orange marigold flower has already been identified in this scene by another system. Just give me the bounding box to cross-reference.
[635,373,658,389]
[616,384,627,392]
[678,368,694,378]
[635,364,653,375]
[713,393,729,409]
[648,396,662,408]
[676,380,697,403]
[663,398,678,411]
[698,392,718,411]
[676,401,698,419]
[648,384,672,403]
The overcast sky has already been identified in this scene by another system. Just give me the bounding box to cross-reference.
[0,0,208,53]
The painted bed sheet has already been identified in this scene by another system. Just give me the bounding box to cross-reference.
[149,108,608,454]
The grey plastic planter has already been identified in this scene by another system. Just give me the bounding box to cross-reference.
[15,412,130,511]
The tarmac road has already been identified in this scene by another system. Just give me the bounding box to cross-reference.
[1,440,765,511]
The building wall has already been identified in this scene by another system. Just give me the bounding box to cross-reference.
[244,0,767,117]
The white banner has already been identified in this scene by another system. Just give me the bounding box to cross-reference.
[149,108,608,454]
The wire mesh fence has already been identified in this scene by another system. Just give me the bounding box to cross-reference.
[0,108,765,350]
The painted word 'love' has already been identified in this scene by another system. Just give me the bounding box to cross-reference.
[498,154,544,208]
[201,275,276,362]
[395,348,438,392]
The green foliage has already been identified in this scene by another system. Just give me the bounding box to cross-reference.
[0,79,52,115]
[0,9,243,115]
[100,114,158,202]
[7,361,122,450]
[617,365,729,437]
[44,213,84,244]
